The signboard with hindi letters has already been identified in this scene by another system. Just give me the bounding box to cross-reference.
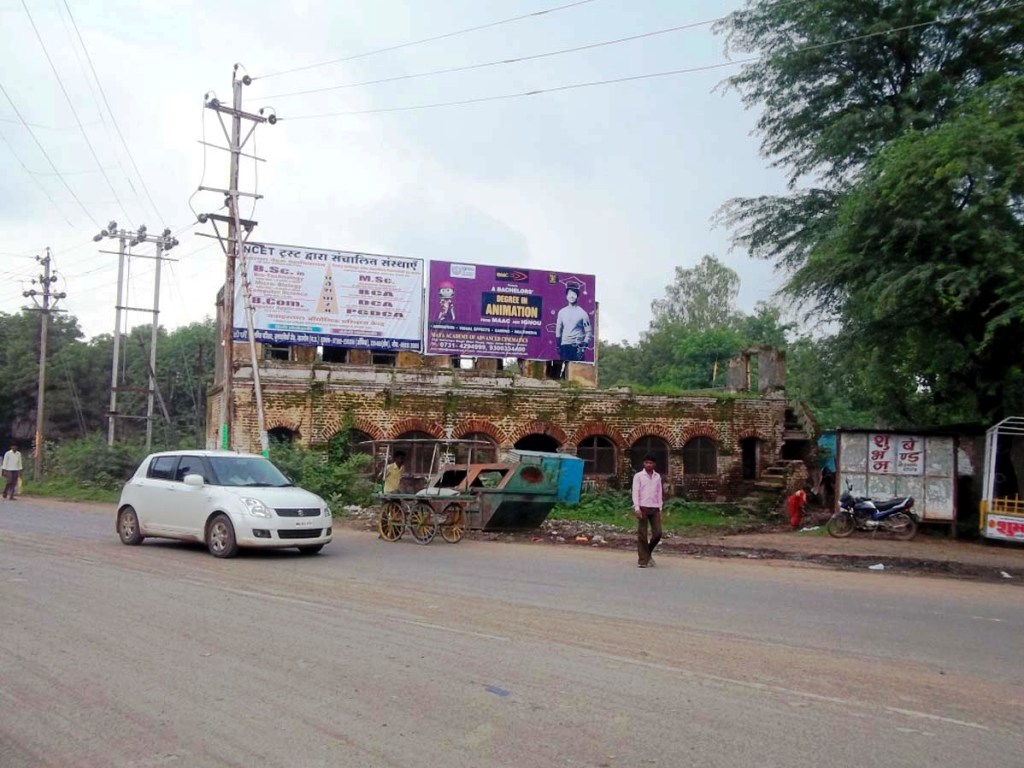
[233,241,424,352]
[425,260,597,361]
[837,431,956,521]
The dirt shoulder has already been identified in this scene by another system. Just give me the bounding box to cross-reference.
[341,506,1024,585]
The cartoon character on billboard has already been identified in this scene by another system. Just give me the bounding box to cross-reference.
[437,280,456,321]
[555,283,592,361]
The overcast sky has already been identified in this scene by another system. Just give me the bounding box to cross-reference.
[0,0,788,346]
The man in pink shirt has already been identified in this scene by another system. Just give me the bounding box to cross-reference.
[632,453,663,568]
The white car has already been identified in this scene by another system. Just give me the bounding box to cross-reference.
[116,450,332,558]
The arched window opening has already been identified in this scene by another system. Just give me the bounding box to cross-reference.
[268,427,299,445]
[630,435,670,475]
[514,433,561,453]
[577,435,617,475]
[683,436,717,476]
[394,431,436,475]
[459,432,498,463]
[328,429,374,463]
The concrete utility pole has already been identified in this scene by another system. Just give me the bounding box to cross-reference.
[197,64,276,454]
[23,249,66,480]
[93,222,179,448]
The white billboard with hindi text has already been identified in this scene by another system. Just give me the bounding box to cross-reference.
[233,241,424,352]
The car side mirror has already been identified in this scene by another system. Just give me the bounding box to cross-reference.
[184,473,205,488]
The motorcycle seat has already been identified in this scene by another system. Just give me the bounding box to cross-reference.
[873,497,912,512]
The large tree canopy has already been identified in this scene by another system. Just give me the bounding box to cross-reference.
[717,0,1024,424]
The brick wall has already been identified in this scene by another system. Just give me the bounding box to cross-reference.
[213,362,789,501]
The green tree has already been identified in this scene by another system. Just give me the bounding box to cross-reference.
[596,339,639,388]
[650,254,741,329]
[0,310,216,449]
[638,324,746,390]
[717,0,1024,424]
[598,257,793,391]
[791,79,1024,422]
[0,310,87,441]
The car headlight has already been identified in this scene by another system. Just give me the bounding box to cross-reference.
[323,505,332,518]
[240,497,272,518]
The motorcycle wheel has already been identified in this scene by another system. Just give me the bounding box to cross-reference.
[826,512,856,538]
[887,512,918,541]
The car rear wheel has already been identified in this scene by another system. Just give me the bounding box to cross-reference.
[117,506,144,545]
[207,514,239,558]
[297,544,324,555]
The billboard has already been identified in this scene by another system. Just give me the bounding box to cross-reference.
[233,241,424,352]
[426,261,596,361]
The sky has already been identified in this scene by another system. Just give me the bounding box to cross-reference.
[0,0,788,347]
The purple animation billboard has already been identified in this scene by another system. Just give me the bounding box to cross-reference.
[426,261,596,362]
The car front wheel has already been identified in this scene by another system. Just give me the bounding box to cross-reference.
[207,514,239,558]
[118,506,144,545]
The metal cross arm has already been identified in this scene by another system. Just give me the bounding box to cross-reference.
[197,212,257,231]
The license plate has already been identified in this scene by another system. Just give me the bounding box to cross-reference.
[294,520,315,527]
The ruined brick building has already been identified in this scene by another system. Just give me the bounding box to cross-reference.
[207,336,814,501]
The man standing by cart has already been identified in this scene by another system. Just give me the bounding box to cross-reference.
[383,450,406,494]
[632,453,663,568]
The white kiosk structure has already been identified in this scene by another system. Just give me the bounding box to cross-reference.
[980,417,1024,543]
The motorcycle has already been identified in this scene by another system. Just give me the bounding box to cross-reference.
[826,484,919,540]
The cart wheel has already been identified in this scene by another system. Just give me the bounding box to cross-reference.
[378,501,405,542]
[409,502,438,545]
[440,504,464,544]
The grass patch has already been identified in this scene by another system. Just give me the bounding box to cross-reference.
[551,491,754,534]
[22,477,119,504]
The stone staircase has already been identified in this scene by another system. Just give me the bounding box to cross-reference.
[736,459,810,518]
[783,401,816,446]
[734,399,817,517]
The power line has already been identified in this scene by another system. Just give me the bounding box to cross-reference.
[0,115,100,131]
[0,79,98,228]
[19,0,133,227]
[59,0,166,224]
[254,0,601,81]
[258,16,725,102]
[283,2,1023,122]
[284,59,754,120]
[55,0,144,213]
[0,125,74,226]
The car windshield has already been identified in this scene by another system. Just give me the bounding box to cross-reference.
[207,456,293,487]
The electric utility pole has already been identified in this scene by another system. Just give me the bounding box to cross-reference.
[197,64,276,454]
[23,249,66,480]
[94,222,179,449]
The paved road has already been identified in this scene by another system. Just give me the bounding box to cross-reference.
[2,498,1023,767]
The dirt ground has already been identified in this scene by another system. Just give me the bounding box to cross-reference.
[342,506,1024,585]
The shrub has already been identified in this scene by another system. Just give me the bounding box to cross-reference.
[45,436,148,490]
[551,489,750,532]
[269,441,375,508]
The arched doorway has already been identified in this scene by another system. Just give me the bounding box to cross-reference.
[630,435,669,475]
[514,433,561,453]
[740,437,760,480]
